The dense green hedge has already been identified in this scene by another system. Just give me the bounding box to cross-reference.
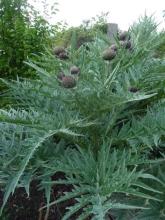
[0,0,55,79]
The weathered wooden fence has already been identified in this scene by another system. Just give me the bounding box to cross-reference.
[107,23,118,42]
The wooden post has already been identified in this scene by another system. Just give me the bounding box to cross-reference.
[107,23,118,43]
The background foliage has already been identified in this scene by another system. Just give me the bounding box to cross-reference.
[53,12,109,48]
[0,0,56,79]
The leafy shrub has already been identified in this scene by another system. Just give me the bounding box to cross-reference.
[0,0,55,78]
[0,16,165,219]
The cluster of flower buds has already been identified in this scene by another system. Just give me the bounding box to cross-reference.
[53,46,69,60]
[118,31,132,50]
[57,65,80,89]
[102,31,133,61]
